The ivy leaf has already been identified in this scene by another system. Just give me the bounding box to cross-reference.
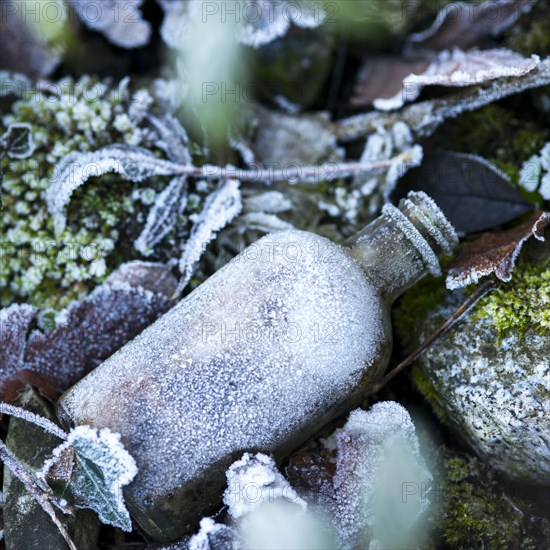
[44,426,138,532]
[391,151,533,234]
[446,211,550,289]
[46,145,182,235]
[0,123,36,159]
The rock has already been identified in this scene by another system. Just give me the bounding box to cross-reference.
[395,260,550,485]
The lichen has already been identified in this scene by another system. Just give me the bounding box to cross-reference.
[0,77,172,308]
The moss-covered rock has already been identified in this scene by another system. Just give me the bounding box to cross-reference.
[395,261,550,485]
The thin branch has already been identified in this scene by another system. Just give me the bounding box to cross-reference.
[0,403,67,440]
[369,277,500,394]
[183,158,393,183]
[0,439,77,550]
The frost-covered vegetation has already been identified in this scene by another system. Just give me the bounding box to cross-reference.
[1,0,549,548]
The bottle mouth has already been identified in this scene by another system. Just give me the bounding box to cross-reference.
[382,191,458,276]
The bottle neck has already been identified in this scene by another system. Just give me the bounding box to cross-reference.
[345,192,458,302]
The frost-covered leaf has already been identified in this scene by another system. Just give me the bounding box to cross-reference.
[52,425,138,531]
[406,0,537,53]
[135,176,188,256]
[69,0,151,48]
[519,143,550,199]
[177,179,242,292]
[223,452,306,520]
[337,58,550,142]
[374,48,540,111]
[392,151,533,233]
[1,263,175,403]
[333,403,432,549]
[243,191,292,214]
[46,145,182,234]
[446,211,550,289]
[236,0,325,48]
[0,123,36,159]
[236,212,294,233]
[157,0,325,50]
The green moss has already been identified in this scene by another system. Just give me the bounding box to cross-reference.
[473,263,550,340]
[427,101,549,187]
[395,262,549,350]
[505,1,550,57]
[0,77,169,308]
[438,449,531,550]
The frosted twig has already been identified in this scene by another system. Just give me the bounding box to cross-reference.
[0,403,68,440]
[369,277,500,393]
[186,159,393,182]
[0,439,77,550]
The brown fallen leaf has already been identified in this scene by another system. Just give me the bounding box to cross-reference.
[0,262,177,403]
[373,48,540,111]
[446,211,550,289]
[351,56,430,108]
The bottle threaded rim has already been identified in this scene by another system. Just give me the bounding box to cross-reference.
[382,191,458,276]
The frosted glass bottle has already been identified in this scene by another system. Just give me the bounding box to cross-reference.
[57,191,457,542]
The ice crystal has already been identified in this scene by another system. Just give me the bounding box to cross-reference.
[187,518,241,550]
[224,453,306,520]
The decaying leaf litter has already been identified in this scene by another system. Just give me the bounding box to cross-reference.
[1,0,549,548]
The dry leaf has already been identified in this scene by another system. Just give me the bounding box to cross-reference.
[405,0,538,53]
[446,211,550,289]
[374,48,540,110]
[351,56,430,108]
[0,262,176,403]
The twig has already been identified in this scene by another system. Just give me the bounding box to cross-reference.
[0,439,77,550]
[0,403,68,440]
[369,277,499,394]
[187,158,393,182]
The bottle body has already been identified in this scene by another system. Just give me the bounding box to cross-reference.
[57,192,457,542]
[58,230,391,540]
